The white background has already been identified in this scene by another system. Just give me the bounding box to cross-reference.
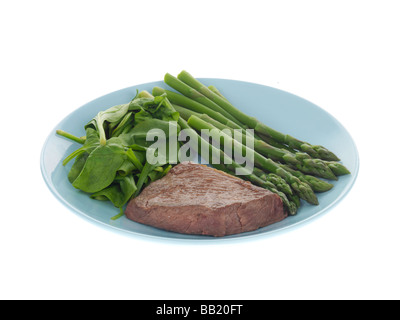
[1,0,399,300]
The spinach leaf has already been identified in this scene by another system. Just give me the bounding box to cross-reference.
[126,149,144,171]
[62,128,100,166]
[90,174,137,208]
[128,97,153,111]
[134,95,179,125]
[111,112,133,137]
[72,144,127,193]
[59,94,182,220]
[117,160,136,177]
[120,118,180,147]
[134,161,157,197]
[86,103,130,146]
[68,152,89,184]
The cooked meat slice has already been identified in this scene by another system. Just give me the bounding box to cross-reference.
[125,162,287,237]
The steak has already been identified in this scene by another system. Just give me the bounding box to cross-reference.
[125,162,287,237]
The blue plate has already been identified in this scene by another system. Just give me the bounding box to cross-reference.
[40,79,359,241]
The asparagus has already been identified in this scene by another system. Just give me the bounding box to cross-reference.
[185,109,337,191]
[160,85,273,142]
[252,168,293,196]
[171,103,201,121]
[177,70,340,161]
[152,86,242,130]
[279,164,333,193]
[207,86,298,152]
[172,103,249,137]
[163,73,243,125]
[193,113,338,180]
[173,104,321,198]
[146,90,347,180]
[198,85,350,175]
[324,161,351,176]
[208,85,229,102]
[187,115,319,205]
[257,132,297,153]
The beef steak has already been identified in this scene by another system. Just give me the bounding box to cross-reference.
[125,162,287,237]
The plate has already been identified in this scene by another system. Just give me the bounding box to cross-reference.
[40,79,359,241]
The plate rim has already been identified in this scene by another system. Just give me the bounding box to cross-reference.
[40,78,360,242]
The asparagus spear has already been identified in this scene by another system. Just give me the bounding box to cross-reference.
[257,132,298,153]
[208,85,229,102]
[193,113,338,180]
[252,168,293,196]
[187,115,319,205]
[152,86,242,130]
[177,70,340,161]
[171,103,201,121]
[208,86,298,153]
[279,164,333,193]
[159,85,273,142]
[324,161,351,176]
[172,103,249,137]
[191,85,350,175]
[164,73,243,125]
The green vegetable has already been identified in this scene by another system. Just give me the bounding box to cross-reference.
[172,103,202,121]
[134,161,157,197]
[208,85,228,102]
[163,73,242,125]
[68,152,89,184]
[58,94,182,219]
[194,113,339,180]
[90,174,137,208]
[134,94,179,125]
[279,164,334,193]
[111,112,133,137]
[183,91,350,180]
[56,130,86,144]
[152,86,242,130]
[125,148,144,171]
[117,160,137,177]
[207,86,298,153]
[325,161,351,176]
[86,103,130,146]
[177,70,340,161]
[110,208,125,221]
[72,143,127,193]
[252,168,293,196]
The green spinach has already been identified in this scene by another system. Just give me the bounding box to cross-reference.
[58,94,182,219]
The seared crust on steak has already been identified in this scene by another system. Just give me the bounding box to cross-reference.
[125,162,287,237]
